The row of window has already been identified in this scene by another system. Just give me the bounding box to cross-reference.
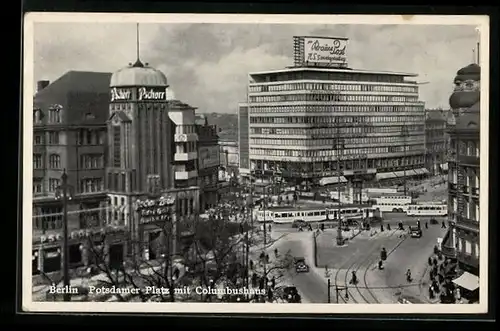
[175,141,197,154]
[34,131,60,145]
[250,145,423,158]
[77,129,105,146]
[250,136,424,147]
[251,72,405,84]
[251,155,424,169]
[456,238,479,259]
[33,177,104,194]
[175,124,196,135]
[33,154,61,169]
[249,94,420,103]
[450,197,480,222]
[249,82,418,94]
[33,108,62,125]
[451,140,480,158]
[249,105,424,114]
[81,154,104,169]
[249,115,424,125]
[251,125,424,136]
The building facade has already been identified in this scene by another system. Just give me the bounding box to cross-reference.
[424,109,448,175]
[196,115,220,210]
[241,36,428,188]
[32,71,112,277]
[238,103,250,176]
[442,63,480,281]
[106,57,199,262]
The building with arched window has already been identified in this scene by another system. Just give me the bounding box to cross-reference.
[441,63,481,299]
[32,71,111,277]
[106,56,200,261]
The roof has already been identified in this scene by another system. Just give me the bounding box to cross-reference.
[249,66,418,77]
[110,60,168,87]
[34,71,112,126]
[426,110,447,121]
[449,90,480,110]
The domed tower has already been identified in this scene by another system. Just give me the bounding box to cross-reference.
[106,37,175,231]
[449,63,480,119]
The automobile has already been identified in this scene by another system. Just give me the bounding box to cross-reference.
[409,226,422,238]
[292,219,307,228]
[430,218,439,225]
[294,257,309,273]
[281,286,302,303]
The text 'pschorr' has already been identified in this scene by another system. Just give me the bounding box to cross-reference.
[138,87,166,101]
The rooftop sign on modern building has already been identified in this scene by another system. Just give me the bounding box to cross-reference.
[293,36,349,68]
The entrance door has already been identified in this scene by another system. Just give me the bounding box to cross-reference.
[148,231,161,261]
[43,247,61,273]
[109,244,124,270]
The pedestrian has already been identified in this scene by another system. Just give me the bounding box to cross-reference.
[378,260,384,270]
[429,285,435,299]
[441,221,446,229]
[433,257,438,266]
[266,254,270,264]
[387,223,391,231]
[380,223,384,232]
[428,256,433,266]
[350,271,358,284]
[406,269,412,282]
[249,260,254,270]
[268,224,272,232]
[438,273,444,284]
[251,273,257,288]
[425,222,428,229]
[271,276,276,289]
[267,287,273,301]
[429,269,434,281]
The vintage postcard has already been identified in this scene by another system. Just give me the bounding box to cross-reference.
[22,13,489,314]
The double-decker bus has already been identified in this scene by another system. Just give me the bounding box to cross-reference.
[254,204,380,224]
[373,195,413,213]
[406,203,448,217]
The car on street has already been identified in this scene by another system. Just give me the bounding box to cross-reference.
[409,225,422,238]
[294,257,309,273]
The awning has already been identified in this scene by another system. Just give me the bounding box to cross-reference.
[319,176,348,186]
[375,172,398,180]
[452,272,479,291]
[414,168,424,175]
[408,169,418,176]
[393,170,406,177]
[421,168,430,174]
[440,163,449,171]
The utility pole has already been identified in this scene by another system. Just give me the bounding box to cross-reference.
[335,137,345,246]
[327,278,348,303]
[55,169,74,302]
[401,125,409,196]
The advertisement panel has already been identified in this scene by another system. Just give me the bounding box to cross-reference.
[199,146,220,169]
[303,37,348,67]
[137,87,168,101]
[110,87,132,102]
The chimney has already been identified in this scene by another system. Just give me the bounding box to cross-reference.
[37,80,50,92]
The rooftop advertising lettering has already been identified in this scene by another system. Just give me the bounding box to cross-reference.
[304,38,348,65]
[138,87,167,101]
[110,88,132,102]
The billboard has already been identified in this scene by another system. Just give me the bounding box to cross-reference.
[110,87,169,102]
[199,146,220,169]
[296,36,348,67]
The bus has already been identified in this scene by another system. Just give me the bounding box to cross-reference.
[406,203,448,217]
[254,204,380,224]
[373,195,413,213]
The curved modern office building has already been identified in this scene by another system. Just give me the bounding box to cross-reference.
[241,36,428,187]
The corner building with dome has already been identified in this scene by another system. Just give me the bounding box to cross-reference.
[106,58,200,261]
[441,63,480,300]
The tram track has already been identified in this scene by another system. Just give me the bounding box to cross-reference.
[332,229,404,304]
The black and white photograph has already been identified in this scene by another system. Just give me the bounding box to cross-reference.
[22,13,489,314]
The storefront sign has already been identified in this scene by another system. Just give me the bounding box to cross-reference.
[199,146,220,169]
[136,196,175,224]
[137,87,167,101]
[303,37,348,67]
[110,87,132,102]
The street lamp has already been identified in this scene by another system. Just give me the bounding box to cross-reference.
[400,125,409,196]
[54,169,74,302]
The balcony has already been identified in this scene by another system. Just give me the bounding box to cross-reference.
[471,187,480,197]
[455,215,479,232]
[174,152,198,161]
[174,133,198,143]
[175,170,198,180]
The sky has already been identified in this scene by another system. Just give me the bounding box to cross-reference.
[32,22,481,114]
